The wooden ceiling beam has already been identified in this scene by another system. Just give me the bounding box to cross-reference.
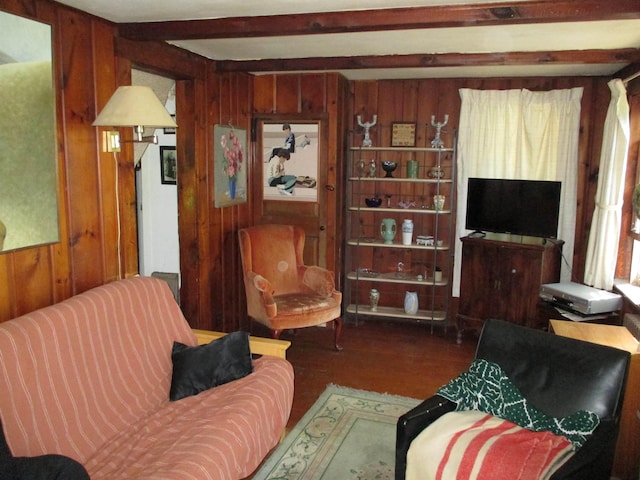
[215,49,640,73]
[118,0,640,41]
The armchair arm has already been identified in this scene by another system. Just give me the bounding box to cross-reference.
[395,395,456,480]
[300,265,336,297]
[245,271,277,318]
[550,419,618,480]
[192,329,291,359]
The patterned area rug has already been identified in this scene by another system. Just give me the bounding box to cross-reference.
[253,384,420,480]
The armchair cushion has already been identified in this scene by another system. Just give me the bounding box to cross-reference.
[301,266,335,297]
[170,331,253,401]
[406,410,574,480]
[437,359,599,448]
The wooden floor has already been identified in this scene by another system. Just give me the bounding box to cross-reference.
[253,318,477,430]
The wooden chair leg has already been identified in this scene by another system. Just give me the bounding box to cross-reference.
[333,317,343,351]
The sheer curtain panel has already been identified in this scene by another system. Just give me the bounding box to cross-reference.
[583,79,630,290]
[453,87,583,296]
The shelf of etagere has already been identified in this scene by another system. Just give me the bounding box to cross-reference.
[346,271,448,286]
[346,304,447,322]
[346,239,449,250]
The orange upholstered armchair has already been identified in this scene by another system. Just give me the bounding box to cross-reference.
[238,224,342,350]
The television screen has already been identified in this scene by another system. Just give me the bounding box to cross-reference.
[465,178,561,238]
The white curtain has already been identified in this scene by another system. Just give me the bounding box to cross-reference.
[453,87,583,296]
[583,79,630,290]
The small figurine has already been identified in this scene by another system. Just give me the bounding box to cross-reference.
[368,159,376,178]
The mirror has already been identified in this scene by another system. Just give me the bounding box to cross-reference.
[0,10,59,252]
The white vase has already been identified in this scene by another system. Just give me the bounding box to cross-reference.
[369,289,380,311]
[404,291,419,315]
[401,219,414,245]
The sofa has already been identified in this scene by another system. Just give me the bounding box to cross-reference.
[0,276,294,479]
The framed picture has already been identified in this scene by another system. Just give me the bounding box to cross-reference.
[163,116,176,134]
[213,125,247,207]
[160,146,177,185]
[391,122,416,147]
[259,120,319,202]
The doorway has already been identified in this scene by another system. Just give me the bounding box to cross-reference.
[132,70,180,297]
[255,116,328,267]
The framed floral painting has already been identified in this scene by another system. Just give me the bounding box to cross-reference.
[214,125,247,207]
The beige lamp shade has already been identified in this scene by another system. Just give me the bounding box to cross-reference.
[93,86,177,128]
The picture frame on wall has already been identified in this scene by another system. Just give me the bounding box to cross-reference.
[213,125,248,207]
[160,146,177,185]
[259,120,319,202]
[391,122,416,147]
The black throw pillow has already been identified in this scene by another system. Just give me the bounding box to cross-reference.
[170,331,253,401]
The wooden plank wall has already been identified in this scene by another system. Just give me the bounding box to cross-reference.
[0,0,613,333]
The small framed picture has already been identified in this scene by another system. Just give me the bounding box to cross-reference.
[391,122,416,147]
[164,116,176,134]
[160,146,177,185]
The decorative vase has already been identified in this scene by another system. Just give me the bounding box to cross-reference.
[229,177,236,199]
[406,160,418,178]
[404,291,419,315]
[401,219,414,245]
[380,218,397,244]
[433,194,445,211]
[369,289,380,311]
[357,158,366,177]
[434,267,443,282]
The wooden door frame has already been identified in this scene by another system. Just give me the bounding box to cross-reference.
[251,113,330,266]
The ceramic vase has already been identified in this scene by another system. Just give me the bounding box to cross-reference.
[433,194,445,211]
[404,291,419,315]
[406,160,418,178]
[229,177,236,199]
[380,218,397,244]
[401,219,414,245]
[369,289,380,311]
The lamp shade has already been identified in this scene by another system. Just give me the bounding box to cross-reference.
[93,86,177,128]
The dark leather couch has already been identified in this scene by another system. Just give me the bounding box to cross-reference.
[395,319,631,480]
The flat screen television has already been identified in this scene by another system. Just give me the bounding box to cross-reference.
[465,177,561,239]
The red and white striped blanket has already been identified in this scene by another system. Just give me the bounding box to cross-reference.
[406,410,574,480]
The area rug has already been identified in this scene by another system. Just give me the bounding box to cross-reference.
[253,384,421,480]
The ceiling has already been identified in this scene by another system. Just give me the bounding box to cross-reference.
[54,0,640,80]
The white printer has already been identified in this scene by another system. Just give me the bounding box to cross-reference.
[539,282,622,315]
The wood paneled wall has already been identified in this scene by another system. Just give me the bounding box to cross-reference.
[0,0,611,333]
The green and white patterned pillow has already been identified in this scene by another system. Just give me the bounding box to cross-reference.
[437,359,599,448]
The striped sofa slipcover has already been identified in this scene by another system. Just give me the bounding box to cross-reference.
[0,276,294,479]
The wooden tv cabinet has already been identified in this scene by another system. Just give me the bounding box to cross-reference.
[456,235,563,343]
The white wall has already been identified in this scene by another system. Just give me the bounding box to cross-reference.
[136,91,179,279]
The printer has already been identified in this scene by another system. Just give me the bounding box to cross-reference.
[539,282,622,315]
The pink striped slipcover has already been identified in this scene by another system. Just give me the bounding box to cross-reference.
[0,276,294,479]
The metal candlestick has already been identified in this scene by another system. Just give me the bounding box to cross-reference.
[357,114,377,147]
[430,114,449,148]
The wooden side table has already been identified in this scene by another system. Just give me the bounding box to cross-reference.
[549,320,640,480]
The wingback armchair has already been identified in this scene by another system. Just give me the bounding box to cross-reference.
[238,224,342,350]
[396,319,630,480]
